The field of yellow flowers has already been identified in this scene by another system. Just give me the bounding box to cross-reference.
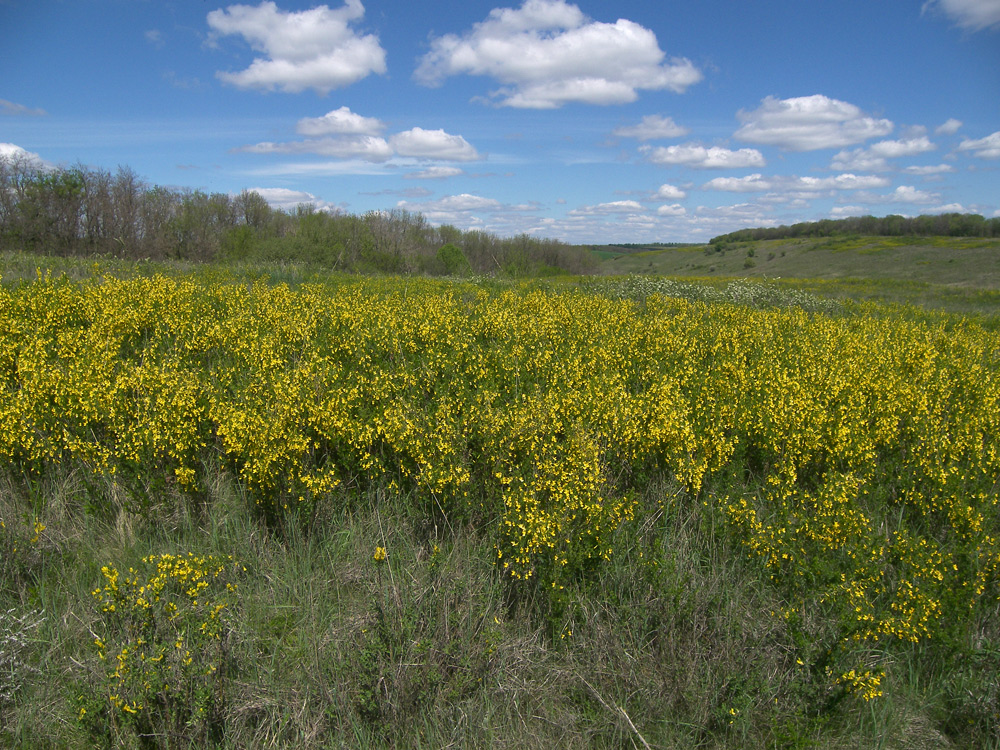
[2,268,998,746]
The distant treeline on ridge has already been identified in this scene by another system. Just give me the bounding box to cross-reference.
[710,213,1000,245]
[0,155,595,276]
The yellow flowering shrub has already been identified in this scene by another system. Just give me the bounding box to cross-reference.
[1,272,998,701]
[85,553,241,744]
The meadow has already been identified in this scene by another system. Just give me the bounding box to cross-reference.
[1,253,998,749]
[599,235,1000,316]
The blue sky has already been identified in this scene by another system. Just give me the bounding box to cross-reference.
[2,0,999,243]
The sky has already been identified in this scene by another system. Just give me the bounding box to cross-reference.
[2,0,999,244]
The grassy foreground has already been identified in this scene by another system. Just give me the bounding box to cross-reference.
[1,258,999,748]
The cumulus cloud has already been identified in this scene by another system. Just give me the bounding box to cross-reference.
[0,142,48,167]
[734,94,894,151]
[693,202,776,222]
[868,136,936,158]
[239,112,481,164]
[851,185,941,205]
[0,99,47,117]
[902,163,957,175]
[612,114,688,140]
[403,166,465,180]
[655,183,687,200]
[656,203,686,216]
[830,205,865,218]
[296,106,384,136]
[207,0,386,94]
[641,143,766,169]
[935,117,963,135]
[414,0,702,108]
[239,135,393,161]
[702,172,890,194]
[931,202,967,213]
[389,128,481,162]
[395,193,517,224]
[829,151,891,172]
[249,187,342,212]
[923,0,1000,30]
[890,185,939,203]
[702,174,773,192]
[958,130,1000,158]
[795,174,892,191]
[569,200,644,215]
[831,136,936,171]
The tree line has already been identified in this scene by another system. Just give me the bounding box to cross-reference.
[710,213,1000,245]
[0,155,596,276]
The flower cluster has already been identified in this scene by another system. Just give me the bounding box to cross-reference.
[88,553,241,739]
[1,273,998,619]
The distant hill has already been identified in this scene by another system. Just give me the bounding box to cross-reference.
[599,234,1000,290]
[709,213,1000,244]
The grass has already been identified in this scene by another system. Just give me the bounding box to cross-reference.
[599,235,1000,314]
[1,251,998,748]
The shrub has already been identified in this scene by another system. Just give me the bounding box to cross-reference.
[82,553,242,747]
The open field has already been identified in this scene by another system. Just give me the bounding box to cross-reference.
[600,236,1000,314]
[1,253,998,748]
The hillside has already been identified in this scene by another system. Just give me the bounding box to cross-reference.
[600,235,1000,288]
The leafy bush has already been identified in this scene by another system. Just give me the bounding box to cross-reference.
[82,553,242,747]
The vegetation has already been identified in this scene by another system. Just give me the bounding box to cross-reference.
[0,257,998,748]
[710,213,1000,245]
[599,234,1000,316]
[0,155,595,276]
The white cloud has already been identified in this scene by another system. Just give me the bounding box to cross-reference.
[851,185,941,205]
[296,106,384,136]
[239,135,393,161]
[830,205,865,218]
[694,202,777,222]
[655,183,687,200]
[207,0,386,94]
[414,0,702,108]
[931,202,967,213]
[613,114,688,140]
[799,174,891,191]
[0,142,48,167]
[656,203,686,216]
[868,136,936,158]
[0,99,47,117]
[395,193,513,224]
[830,151,890,172]
[902,163,957,175]
[702,173,773,192]
[831,136,936,171]
[244,159,391,177]
[958,130,1000,158]
[570,200,645,215]
[240,119,481,164]
[642,143,766,169]
[891,185,939,203]
[702,172,890,195]
[734,94,894,151]
[249,186,341,212]
[935,118,963,135]
[403,166,465,180]
[923,0,1000,31]
[389,128,481,162]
